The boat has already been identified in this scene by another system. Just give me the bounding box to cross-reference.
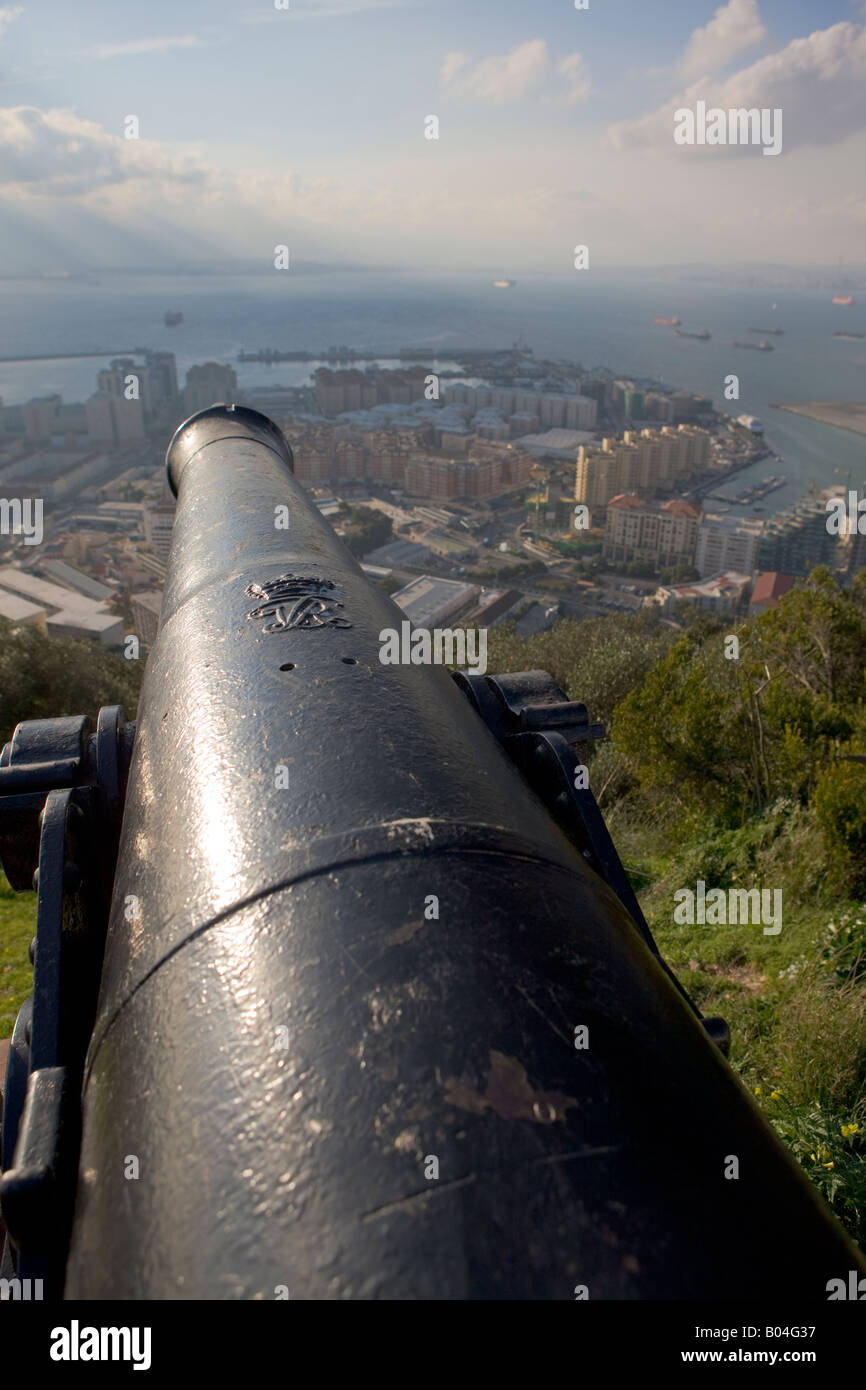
[674,327,710,340]
[832,295,855,306]
[164,311,184,326]
[736,415,764,434]
[654,316,681,326]
[734,340,773,351]
[833,331,865,340]
[493,279,516,289]
[748,327,784,335]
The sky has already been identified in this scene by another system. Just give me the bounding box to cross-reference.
[0,0,864,274]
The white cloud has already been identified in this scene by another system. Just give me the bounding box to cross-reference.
[0,106,208,196]
[89,35,206,60]
[0,6,22,39]
[441,38,549,105]
[609,21,866,155]
[558,53,591,107]
[441,51,469,86]
[440,39,589,107]
[679,0,767,80]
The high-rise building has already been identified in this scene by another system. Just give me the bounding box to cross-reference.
[696,515,763,578]
[143,503,176,560]
[143,351,179,407]
[603,494,702,570]
[23,395,63,443]
[85,393,145,446]
[97,358,156,416]
[575,424,710,513]
[758,498,839,577]
[182,362,239,416]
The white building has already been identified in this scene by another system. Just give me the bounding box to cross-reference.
[143,503,176,560]
[649,570,751,614]
[391,575,479,628]
[0,566,123,646]
[695,515,763,579]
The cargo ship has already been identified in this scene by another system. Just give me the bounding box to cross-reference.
[749,326,784,335]
[734,340,773,351]
[674,327,710,340]
[654,316,681,326]
[832,295,856,306]
[833,331,865,340]
[164,310,184,326]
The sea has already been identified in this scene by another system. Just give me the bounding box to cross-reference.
[0,269,864,521]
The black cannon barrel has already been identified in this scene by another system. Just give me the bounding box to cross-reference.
[63,404,864,1299]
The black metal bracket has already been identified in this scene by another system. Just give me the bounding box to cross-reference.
[454,670,730,1056]
[0,707,135,1295]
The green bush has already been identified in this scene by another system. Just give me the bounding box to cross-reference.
[815,760,866,895]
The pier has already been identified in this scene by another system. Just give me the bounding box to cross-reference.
[0,350,136,364]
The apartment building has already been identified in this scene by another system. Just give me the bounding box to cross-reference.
[603,493,702,569]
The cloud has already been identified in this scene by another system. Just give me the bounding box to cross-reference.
[0,5,22,39]
[89,35,207,60]
[679,0,767,80]
[0,106,208,196]
[558,53,591,107]
[440,39,590,107]
[609,21,866,155]
[441,51,469,86]
[441,39,548,105]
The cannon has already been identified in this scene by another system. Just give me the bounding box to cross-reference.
[0,404,863,1299]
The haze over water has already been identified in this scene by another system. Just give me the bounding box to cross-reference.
[1,270,863,519]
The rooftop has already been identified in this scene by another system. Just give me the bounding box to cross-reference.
[661,571,751,601]
[391,575,478,628]
[750,571,795,607]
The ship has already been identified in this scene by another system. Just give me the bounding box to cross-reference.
[674,327,710,340]
[493,279,516,289]
[164,311,184,326]
[832,295,855,306]
[748,327,784,335]
[733,340,773,351]
[653,316,681,326]
[833,331,865,340]
[736,415,764,435]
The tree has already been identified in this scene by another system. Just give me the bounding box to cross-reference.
[342,506,393,557]
[0,620,144,746]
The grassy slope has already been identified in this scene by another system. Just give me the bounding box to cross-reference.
[611,808,866,1246]
[0,872,35,1038]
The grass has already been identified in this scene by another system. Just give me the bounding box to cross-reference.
[609,801,866,1248]
[0,871,35,1038]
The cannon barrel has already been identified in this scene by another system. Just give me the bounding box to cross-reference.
[31,402,862,1297]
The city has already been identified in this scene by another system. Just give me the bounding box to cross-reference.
[0,336,856,655]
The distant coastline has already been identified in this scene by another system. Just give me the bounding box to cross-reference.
[775,402,866,437]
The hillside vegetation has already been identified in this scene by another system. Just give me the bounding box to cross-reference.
[0,618,143,1036]
[487,566,866,1246]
